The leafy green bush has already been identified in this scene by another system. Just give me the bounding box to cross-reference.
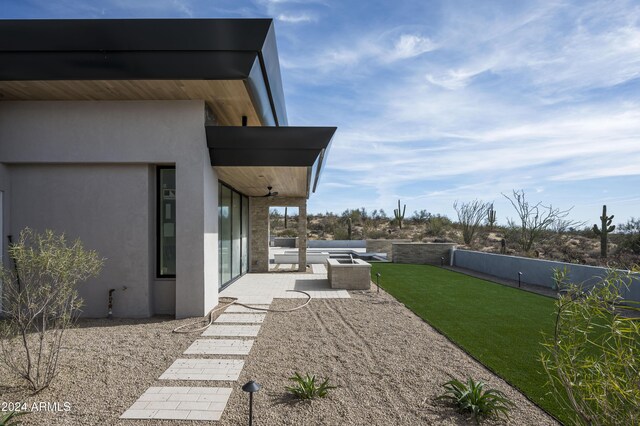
[436,377,514,424]
[285,372,336,400]
[0,228,103,393]
[540,268,640,425]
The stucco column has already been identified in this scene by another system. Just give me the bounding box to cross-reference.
[297,201,307,272]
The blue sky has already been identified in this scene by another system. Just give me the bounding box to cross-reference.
[2,0,640,226]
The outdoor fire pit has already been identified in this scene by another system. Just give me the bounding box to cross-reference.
[326,258,371,290]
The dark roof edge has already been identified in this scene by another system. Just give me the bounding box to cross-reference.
[206,126,336,196]
[0,18,287,126]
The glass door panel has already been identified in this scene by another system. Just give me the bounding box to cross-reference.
[231,191,241,279]
[220,185,232,286]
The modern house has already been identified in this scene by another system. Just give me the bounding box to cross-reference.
[0,19,336,318]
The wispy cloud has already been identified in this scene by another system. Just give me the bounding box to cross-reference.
[277,12,314,23]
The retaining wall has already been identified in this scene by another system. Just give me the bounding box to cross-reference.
[452,249,640,302]
[366,239,412,259]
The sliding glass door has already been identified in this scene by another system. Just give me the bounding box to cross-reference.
[219,182,249,288]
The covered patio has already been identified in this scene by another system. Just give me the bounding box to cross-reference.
[218,271,349,305]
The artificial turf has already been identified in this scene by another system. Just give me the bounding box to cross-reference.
[370,262,567,424]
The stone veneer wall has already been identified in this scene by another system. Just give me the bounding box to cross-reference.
[366,239,412,259]
[392,243,457,265]
[250,196,307,272]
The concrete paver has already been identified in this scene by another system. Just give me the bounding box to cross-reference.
[159,359,244,381]
[184,339,253,355]
[121,387,232,421]
[201,325,261,337]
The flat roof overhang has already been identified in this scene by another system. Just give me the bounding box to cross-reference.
[0,19,287,126]
[207,126,336,198]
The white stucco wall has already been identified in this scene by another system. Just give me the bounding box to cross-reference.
[9,164,152,317]
[0,101,219,318]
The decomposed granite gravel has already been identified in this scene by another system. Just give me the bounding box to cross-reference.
[0,289,559,425]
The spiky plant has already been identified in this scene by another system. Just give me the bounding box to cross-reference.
[436,377,514,424]
[285,372,336,400]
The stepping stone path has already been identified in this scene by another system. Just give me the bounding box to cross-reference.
[121,301,268,421]
[184,339,253,355]
[202,324,261,337]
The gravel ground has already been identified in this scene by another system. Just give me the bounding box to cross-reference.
[0,289,559,425]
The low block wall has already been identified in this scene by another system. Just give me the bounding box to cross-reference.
[366,239,412,259]
[308,240,366,248]
[274,252,329,265]
[271,237,297,248]
[453,250,640,302]
[392,243,457,265]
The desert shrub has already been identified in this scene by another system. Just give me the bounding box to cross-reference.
[540,268,640,425]
[436,377,514,423]
[276,228,297,238]
[285,372,336,400]
[0,228,103,393]
[366,229,388,240]
[453,200,490,245]
[616,218,640,255]
[503,189,577,253]
[333,227,350,241]
[425,214,452,238]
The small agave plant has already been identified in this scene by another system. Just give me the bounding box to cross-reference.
[285,372,336,400]
[436,377,514,424]
[0,410,28,426]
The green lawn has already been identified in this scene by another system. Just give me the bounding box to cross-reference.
[371,263,566,423]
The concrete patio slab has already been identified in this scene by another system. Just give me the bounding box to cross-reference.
[224,304,271,313]
[219,272,350,304]
[215,313,266,324]
[184,339,254,355]
[121,387,232,421]
[159,359,244,381]
[201,325,261,337]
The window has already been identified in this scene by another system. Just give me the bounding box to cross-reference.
[219,182,248,288]
[158,167,176,277]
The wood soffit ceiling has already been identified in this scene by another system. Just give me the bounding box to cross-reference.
[216,166,308,198]
[0,79,261,126]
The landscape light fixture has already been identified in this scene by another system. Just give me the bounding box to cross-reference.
[242,380,261,426]
[376,272,381,294]
[518,272,523,288]
[440,256,445,266]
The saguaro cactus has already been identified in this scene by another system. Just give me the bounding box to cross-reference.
[593,205,615,258]
[487,205,497,231]
[284,207,288,229]
[394,199,406,229]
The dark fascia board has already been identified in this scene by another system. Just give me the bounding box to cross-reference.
[0,19,287,125]
[207,126,336,193]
